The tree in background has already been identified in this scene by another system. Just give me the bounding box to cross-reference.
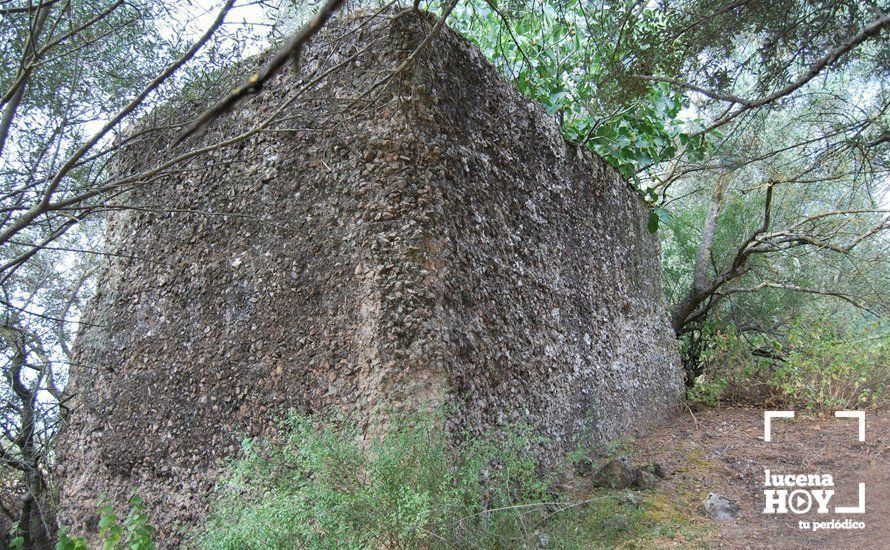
[0,0,295,545]
[646,0,889,386]
[448,0,888,385]
[0,257,93,547]
[650,0,888,334]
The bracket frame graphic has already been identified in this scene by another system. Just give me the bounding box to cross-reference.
[763,410,794,442]
[762,410,866,514]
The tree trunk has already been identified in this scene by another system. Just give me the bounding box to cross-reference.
[670,174,730,333]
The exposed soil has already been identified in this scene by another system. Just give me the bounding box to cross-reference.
[619,406,888,549]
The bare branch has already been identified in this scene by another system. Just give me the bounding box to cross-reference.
[641,12,890,135]
[719,281,869,311]
[176,0,347,142]
[0,0,236,250]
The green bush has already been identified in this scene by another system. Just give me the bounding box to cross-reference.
[56,494,156,550]
[685,319,889,412]
[192,410,659,549]
[685,325,770,408]
[686,376,728,409]
[772,319,889,412]
[195,411,536,548]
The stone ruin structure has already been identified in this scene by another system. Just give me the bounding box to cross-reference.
[57,10,683,543]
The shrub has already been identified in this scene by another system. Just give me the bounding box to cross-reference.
[55,494,156,550]
[192,410,665,549]
[686,318,889,412]
[772,319,889,412]
[194,411,545,548]
[686,376,728,409]
[686,325,774,408]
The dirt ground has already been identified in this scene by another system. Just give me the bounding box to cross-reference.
[615,406,888,549]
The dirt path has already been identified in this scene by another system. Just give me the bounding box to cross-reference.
[621,406,888,549]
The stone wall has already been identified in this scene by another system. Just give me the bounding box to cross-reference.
[56,10,682,544]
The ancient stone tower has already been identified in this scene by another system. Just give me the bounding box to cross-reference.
[57,10,683,544]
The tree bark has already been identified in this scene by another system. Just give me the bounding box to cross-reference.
[670,173,730,333]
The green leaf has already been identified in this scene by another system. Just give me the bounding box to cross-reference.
[654,206,672,224]
[98,514,118,530]
[647,211,659,233]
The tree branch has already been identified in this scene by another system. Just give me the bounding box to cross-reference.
[176,0,347,142]
[0,0,235,249]
[641,12,890,135]
[718,281,869,311]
